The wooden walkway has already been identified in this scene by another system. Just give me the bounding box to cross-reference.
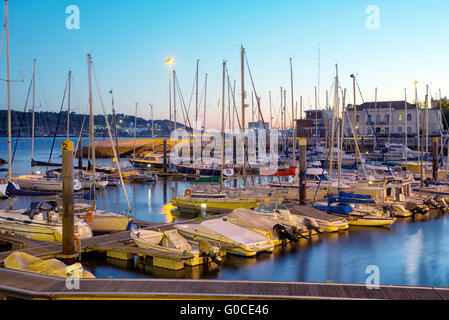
[0,267,448,300]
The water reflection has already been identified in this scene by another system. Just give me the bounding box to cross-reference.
[3,138,449,287]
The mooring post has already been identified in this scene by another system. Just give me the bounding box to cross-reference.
[299,138,307,205]
[433,137,439,182]
[61,139,78,263]
[163,139,167,173]
[77,137,82,170]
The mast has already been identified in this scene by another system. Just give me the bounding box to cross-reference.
[388,101,391,145]
[300,96,303,120]
[220,61,226,192]
[31,58,36,168]
[133,103,138,156]
[426,86,429,154]
[241,46,247,188]
[269,91,272,131]
[201,73,207,161]
[67,70,71,139]
[374,87,377,135]
[173,70,176,132]
[5,0,11,208]
[150,104,154,153]
[415,82,420,164]
[405,89,408,166]
[325,90,329,159]
[351,74,358,173]
[284,89,287,151]
[87,53,96,210]
[195,59,199,126]
[338,89,347,189]
[314,86,318,152]
[111,91,119,161]
[290,58,295,165]
[328,65,339,194]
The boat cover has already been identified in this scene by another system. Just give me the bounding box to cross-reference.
[6,182,58,197]
[163,229,192,251]
[328,195,375,205]
[4,251,95,279]
[23,201,58,219]
[314,204,353,215]
[228,208,276,230]
[338,191,372,200]
[31,159,62,167]
[193,219,270,246]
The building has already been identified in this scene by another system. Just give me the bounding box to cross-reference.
[298,110,333,137]
[343,101,442,137]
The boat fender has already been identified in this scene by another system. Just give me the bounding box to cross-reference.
[74,235,80,250]
[84,212,93,223]
[185,189,192,197]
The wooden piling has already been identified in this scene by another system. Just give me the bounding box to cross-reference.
[61,139,78,262]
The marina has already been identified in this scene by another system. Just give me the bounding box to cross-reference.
[0,0,449,309]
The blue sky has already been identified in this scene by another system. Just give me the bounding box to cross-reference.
[1,0,448,129]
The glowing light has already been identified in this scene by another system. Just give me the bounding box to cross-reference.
[368,181,374,185]
[165,57,175,65]
[201,203,207,209]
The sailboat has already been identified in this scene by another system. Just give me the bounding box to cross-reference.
[12,66,83,192]
[170,60,262,214]
[67,54,133,233]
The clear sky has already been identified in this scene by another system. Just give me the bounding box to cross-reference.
[0,0,448,129]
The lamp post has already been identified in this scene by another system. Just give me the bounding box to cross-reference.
[165,57,175,133]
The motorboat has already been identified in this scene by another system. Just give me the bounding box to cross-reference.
[130,228,222,266]
[72,203,133,233]
[175,218,275,257]
[170,190,261,214]
[0,200,93,242]
[12,174,82,192]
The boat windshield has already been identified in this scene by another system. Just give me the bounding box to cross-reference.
[256,203,288,212]
[191,194,227,199]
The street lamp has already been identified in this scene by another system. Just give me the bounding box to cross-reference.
[165,57,175,132]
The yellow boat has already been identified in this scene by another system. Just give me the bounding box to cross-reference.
[171,190,261,214]
[0,201,93,242]
[346,214,396,227]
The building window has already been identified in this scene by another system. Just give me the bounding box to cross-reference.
[398,127,402,134]
[407,127,411,134]
[407,114,412,121]
[356,115,360,122]
[385,115,389,123]
[385,128,389,134]
[367,128,371,135]
[376,115,381,123]
[398,114,403,121]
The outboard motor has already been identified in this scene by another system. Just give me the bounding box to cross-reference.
[382,204,395,217]
[198,240,222,265]
[273,224,298,247]
[303,217,320,235]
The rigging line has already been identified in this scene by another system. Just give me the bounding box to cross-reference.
[175,76,193,132]
[226,67,241,130]
[244,52,283,188]
[91,59,132,212]
[48,74,69,164]
[186,72,197,116]
[11,74,33,164]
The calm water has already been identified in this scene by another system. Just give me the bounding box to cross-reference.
[1,137,449,287]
